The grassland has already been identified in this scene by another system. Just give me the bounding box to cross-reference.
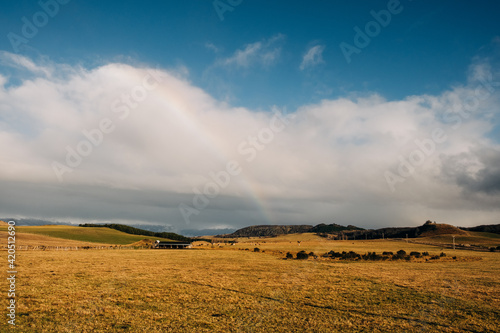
[0,225,176,245]
[1,231,499,332]
[412,232,500,248]
[0,231,111,248]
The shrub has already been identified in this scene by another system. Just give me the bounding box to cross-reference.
[440,252,446,257]
[330,251,342,258]
[410,251,421,258]
[452,256,457,260]
[350,251,360,259]
[342,251,360,260]
[489,247,496,252]
[362,252,381,261]
[254,248,260,252]
[308,252,315,257]
[422,251,429,256]
[296,251,309,260]
[382,251,393,256]
[397,250,406,257]
[286,252,293,259]
[430,255,440,260]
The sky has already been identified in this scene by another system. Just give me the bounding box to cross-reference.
[0,0,500,233]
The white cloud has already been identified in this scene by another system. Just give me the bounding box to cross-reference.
[300,44,325,70]
[0,52,57,78]
[214,34,285,69]
[0,53,499,230]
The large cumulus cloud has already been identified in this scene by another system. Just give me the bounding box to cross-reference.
[0,51,499,231]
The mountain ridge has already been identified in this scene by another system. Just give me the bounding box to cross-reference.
[218,221,500,239]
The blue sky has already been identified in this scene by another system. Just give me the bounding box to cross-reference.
[1,0,499,109]
[1,1,500,232]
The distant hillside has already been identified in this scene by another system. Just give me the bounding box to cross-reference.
[417,221,469,237]
[224,225,313,237]
[4,225,176,245]
[311,223,364,233]
[461,224,500,234]
[79,224,191,242]
[0,218,72,226]
[333,221,470,240]
[221,223,364,238]
[222,221,495,240]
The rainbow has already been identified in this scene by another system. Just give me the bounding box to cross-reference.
[154,82,272,224]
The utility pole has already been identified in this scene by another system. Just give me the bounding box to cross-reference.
[452,235,456,250]
[382,232,384,240]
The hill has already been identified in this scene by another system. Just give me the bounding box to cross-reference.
[461,224,500,234]
[79,223,191,242]
[311,223,364,233]
[220,223,365,238]
[416,221,469,237]
[0,225,177,245]
[223,221,499,241]
[0,218,72,226]
[330,221,472,240]
[0,230,111,247]
[222,225,314,237]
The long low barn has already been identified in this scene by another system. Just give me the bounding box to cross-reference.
[154,240,192,249]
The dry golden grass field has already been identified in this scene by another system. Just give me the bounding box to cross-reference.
[1,231,499,332]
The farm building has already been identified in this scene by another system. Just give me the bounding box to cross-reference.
[154,240,192,249]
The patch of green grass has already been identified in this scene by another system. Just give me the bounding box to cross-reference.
[1,225,176,245]
[418,233,500,248]
[470,231,500,239]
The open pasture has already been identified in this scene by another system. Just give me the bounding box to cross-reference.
[0,225,176,245]
[2,235,499,332]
